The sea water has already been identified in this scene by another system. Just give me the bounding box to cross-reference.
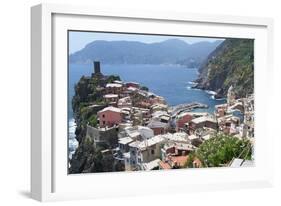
[68,64,226,158]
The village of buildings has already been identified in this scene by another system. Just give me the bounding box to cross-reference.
[73,61,255,172]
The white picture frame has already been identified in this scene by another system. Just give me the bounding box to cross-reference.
[31,3,274,202]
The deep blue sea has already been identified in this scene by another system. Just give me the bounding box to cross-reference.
[68,63,225,157]
[68,64,225,117]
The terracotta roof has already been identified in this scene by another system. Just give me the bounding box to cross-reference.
[170,156,188,167]
[159,161,172,169]
[193,157,202,168]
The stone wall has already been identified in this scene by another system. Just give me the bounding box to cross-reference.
[86,125,119,149]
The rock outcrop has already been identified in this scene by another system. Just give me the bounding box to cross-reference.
[194,39,254,98]
[69,67,122,174]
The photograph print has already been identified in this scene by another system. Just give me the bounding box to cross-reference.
[68,31,254,174]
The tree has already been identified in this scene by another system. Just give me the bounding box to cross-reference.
[140,86,149,91]
[107,75,121,83]
[186,133,252,168]
[88,114,98,127]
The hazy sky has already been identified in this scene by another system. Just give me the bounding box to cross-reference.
[69,31,224,54]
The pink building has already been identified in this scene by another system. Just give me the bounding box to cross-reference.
[98,106,122,128]
[176,113,193,131]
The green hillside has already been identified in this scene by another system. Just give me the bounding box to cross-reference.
[195,39,254,98]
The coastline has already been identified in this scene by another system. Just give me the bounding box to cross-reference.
[68,62,254,173]
[68,118,78,159]
[68,64,226,161]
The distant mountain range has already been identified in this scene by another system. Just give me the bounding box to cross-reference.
[69,39,223,67]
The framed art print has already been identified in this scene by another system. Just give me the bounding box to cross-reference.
[31,3,274,201]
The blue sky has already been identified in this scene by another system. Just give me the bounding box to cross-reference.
[69,31,224,54]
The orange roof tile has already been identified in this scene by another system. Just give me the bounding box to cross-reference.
[159,161,172,169]
[170,156,188,167]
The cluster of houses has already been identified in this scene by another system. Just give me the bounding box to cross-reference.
[85,62,254,171]
[215,86,255,140]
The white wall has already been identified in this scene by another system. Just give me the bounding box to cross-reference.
[0,0,280,205]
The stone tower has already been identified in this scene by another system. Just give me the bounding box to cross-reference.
[94,61,101,74]
[92,61,103,78]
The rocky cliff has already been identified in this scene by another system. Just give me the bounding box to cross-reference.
[194,39,254,98]
[69,73,122,174]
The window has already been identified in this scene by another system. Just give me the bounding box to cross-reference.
[102,114,105,118]
[151,149,155,155]
[103,121,105,125]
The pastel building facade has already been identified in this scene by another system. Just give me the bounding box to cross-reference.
[176,113,193,131]
[147,119,169,135]
[103,94,119,105]
[117,96,132,108]
[105,83,124,95]
[128,135,166,170]
[98,106,122,128]
[189,116,218,134]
